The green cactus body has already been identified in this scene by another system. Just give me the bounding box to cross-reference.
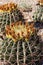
[33,5,43,22]
[0,9,24,33]
[0,34,41,65]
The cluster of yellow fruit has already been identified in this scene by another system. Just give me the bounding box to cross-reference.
[5,21,35,42]
[0,3,17,12]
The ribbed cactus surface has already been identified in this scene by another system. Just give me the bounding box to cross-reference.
[33,5,43,22]
[0,34,41,65]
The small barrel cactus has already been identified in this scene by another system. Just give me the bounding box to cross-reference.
[0,21,42,65]
[32,5,43,22]
[0,3,24,33]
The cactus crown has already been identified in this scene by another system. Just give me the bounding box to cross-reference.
[5,21,35,42]
[0,3,17,12]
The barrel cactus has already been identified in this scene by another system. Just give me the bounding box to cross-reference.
[0,21,41,65]
[32,5,43,22]
[0,3,24,33]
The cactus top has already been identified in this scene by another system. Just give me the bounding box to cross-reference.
[0,3,17,12]
[5,21,35,42]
